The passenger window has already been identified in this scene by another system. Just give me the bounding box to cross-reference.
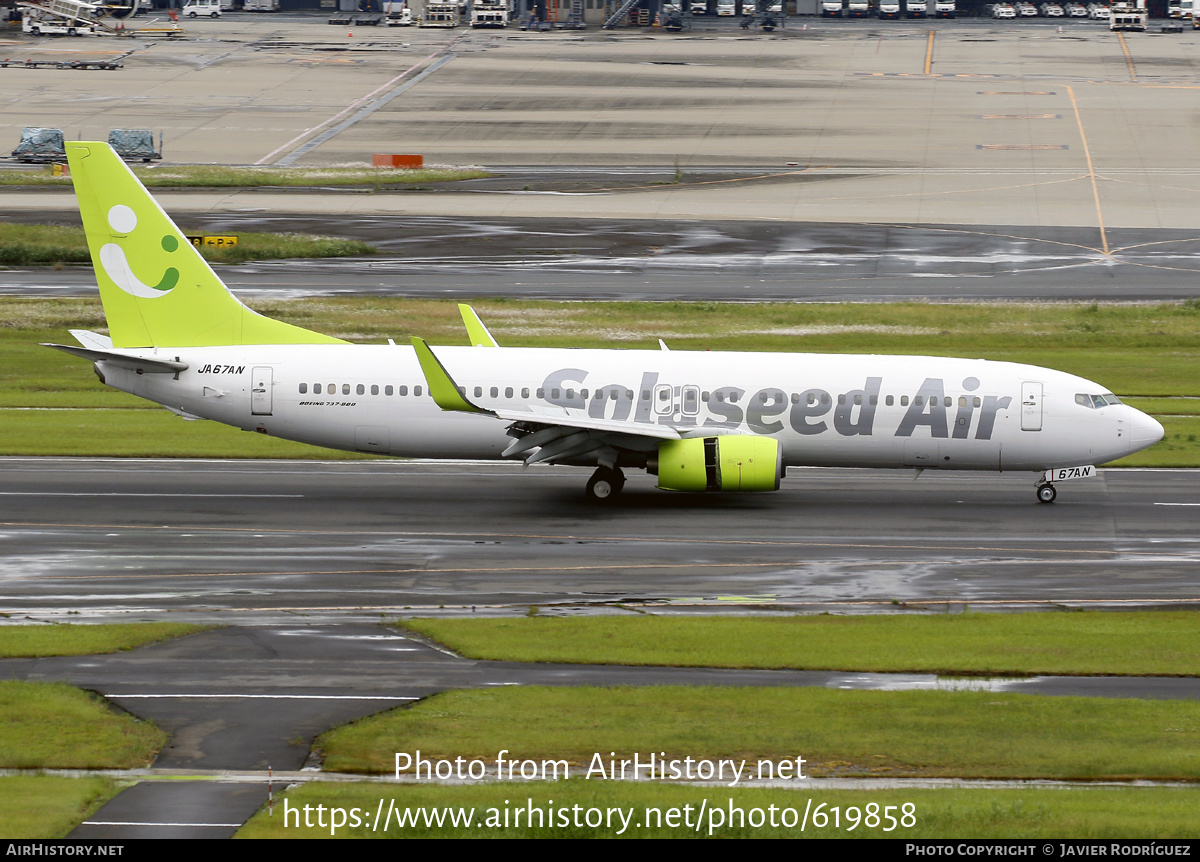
[552,388,560,399]
[885,395,893,406]
[869,395,876,406]
[958,396,966,408]
[328,383,335,394]
[790,393,800,404]
[522,388,530,398]
[491,387,498,398]
[566,389,575,400]
[973,397,981,408]
[944,396,952,407]
[855,394,862,406]
[385,385,393,396]
[580,389,588,399]
[398,385,408,396]
[642,390,650,400]
[915,396,924,407]
[537,388,545,398]
[356,384,365,395]
[901,396,909,406]
[820,394,830,405]
[474,387,483,398]
[371,385,379,395]
[701,391,709,401]
[505,387,513,398]
[414,385,422,396]
[314,383,322,394]
[299,383,308,394]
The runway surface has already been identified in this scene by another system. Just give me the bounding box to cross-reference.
[2,458,1198,622]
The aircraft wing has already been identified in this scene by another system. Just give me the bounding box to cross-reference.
[411,337,681,465]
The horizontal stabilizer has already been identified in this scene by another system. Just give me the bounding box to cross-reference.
[43,342,188,374]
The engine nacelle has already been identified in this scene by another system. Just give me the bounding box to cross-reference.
[655,435,782,492]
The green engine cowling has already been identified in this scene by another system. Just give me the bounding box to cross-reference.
[656,435,782,493]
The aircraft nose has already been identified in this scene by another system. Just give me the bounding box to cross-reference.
[1127,406,1164,455]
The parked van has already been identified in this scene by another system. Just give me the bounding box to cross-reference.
[182,0,221,17]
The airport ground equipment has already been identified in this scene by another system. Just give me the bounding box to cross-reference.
[471,0,509,26]
[1109,0,1145,28]
[934,0,954,14]
[11,127,64,161]
[821,0,842,13]
[419,1,459,25]
[108,129,160,162]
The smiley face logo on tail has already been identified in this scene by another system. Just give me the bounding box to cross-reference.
[98,204,181,300]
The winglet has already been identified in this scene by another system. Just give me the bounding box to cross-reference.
[458,304,499,348]
[410,337,487,413]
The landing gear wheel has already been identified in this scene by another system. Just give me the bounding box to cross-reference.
[585,467,625,503]
[1037,483,1057,504]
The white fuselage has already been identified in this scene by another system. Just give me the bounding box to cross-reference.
[98,344,1160,474]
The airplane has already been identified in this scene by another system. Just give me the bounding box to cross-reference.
[47,141,1165,504]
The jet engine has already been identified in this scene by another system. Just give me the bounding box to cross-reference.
[653,435,782,492]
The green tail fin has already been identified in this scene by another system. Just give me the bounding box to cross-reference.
[66,142,345,348]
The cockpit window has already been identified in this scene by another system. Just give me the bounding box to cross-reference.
[1076,393,1123,409]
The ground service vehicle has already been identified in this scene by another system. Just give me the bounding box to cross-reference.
[52,142,1164,505]
[879,0,900,17]
[420,1,459,24]
[182,0,221,16]
[821,0,843,13]
[471,0,508,26]
[935,0,954,14]
[1109,0,1145,28]
[847,0,869,15]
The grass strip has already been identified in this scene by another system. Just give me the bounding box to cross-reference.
[0,407,381,458]
[0,164,491,188]
[318,686,1200,780]
[0,622,209,657]
[237,783,1200,839]
[400,612,1200,677]
[0,776,121,839]
[0,681,164,769]
[0,224,375,266]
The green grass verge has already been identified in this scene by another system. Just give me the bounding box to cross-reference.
[0,776,121,839]
[318,687,1200,780]
[399,611,1200,677]
[0,681,164,769]
[0,223,376,266]
[237,783,1200,838]
[0,407,381,458]
[0,623,210,657]
[0,164,492,188]
[2,298,1197,462]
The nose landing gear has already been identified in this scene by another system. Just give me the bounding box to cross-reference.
[1036,483,1057,504]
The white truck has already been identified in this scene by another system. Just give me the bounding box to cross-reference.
[878,0,900,16]
[821,0,843,13]
[470,0,508,26]
[421,0,460,24]
[1109,0,1145,28]
[243,0,280,9]
[906,0,926,15]
[934,0,954,14]
[846,0,869,15]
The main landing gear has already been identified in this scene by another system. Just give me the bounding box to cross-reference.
[585,466,625,503]
[1036,483,1057,504]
